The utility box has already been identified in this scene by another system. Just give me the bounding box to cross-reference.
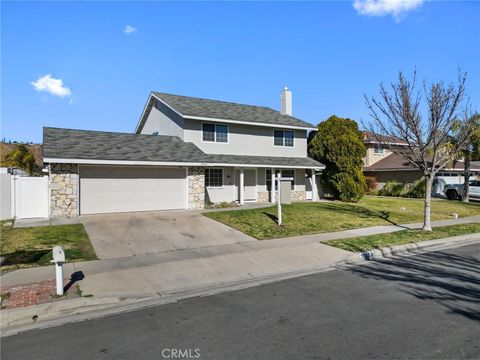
[280,180,292,204]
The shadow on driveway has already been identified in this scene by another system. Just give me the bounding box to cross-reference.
[348,247,480,321]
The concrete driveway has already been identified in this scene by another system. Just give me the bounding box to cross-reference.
[80,210,255,259]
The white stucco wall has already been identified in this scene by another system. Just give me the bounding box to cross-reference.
[183,119,307,157]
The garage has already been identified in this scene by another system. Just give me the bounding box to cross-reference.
[79,166,186,215]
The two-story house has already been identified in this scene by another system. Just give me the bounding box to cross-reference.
[43,88,324,216]
[362,131,480,191]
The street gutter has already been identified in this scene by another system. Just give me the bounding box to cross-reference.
[1,232,479,337]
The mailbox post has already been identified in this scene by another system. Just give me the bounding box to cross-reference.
[277,174,294,226]
[51,246,65,296]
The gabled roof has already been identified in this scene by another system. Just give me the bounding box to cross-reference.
[363,131,407,145]
[136,92,316,132]
[43,127,325,169]
[364,152,480,172]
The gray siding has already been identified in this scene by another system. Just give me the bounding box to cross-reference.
[140,100,185,139]
[183,119,307,157]
[205,167,235,203]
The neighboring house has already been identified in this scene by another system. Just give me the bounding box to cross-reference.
[362,131,480,193]
[0,143,43,166]
[43,87,325,216]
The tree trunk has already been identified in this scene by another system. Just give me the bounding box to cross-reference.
[462,151,470,203]
[423,175,433,231]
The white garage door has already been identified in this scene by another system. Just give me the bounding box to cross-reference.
[80,166,186,215]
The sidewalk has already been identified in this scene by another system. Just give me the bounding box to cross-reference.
[2,216,479,295]
[1,216,479,335]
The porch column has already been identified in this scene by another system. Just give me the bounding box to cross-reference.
[312,170,318,202]
[270,168,275,203]
[239,168,244,205]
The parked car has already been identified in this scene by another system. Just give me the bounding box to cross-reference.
[444,180,480,200]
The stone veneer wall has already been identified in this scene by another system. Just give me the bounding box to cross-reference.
[257,190,307,203]
[50,163,79,217]
[188,167,205,209]
[291,190,306,201]
[257,191,269,202]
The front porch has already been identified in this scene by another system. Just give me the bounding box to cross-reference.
[203,166,321,206]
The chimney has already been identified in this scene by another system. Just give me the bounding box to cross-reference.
[280,86,292,116]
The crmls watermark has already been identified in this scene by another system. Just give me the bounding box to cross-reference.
[161,348,201,359]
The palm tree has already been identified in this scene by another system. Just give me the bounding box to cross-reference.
[1,144,39,175]
[460,114,480,202]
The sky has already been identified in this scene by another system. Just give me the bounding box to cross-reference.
[1,1,479,143]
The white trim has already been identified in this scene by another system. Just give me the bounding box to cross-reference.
[364,141,408,146]
[44,158,324,170]
[205,168,224,188]
[201,122,229,144]
[239,168,244,205]
[135,93,185,134]
[273,129,295,148]
[185,115,316,131]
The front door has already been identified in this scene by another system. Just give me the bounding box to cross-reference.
[235,169,257,201]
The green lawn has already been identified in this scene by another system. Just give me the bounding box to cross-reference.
[1,221,97,270]
[204,196,480,240]
[325,223,480,252]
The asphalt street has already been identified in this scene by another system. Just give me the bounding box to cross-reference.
[2,243,479,360]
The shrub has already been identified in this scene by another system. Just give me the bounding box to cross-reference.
[365,176,378,193]
[405,179,426,198]
[309,115,367,202]
[379,181,406,197]
[206,201,239,209]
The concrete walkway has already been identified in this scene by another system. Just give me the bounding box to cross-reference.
[2,216,479,299]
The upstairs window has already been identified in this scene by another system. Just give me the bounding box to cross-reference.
[205,168,223,188]
[274,130,294,147]
[374,144,384,154]
[274,130,284,146]
[203,123,228,143]
[203,124,215,142]
[215,124,228,143]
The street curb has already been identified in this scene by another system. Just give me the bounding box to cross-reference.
[1,233,479,337]
[341,232,480,265]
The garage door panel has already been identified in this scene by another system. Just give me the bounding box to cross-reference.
[80,166,186,215]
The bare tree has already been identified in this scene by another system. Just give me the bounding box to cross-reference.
[364,71,474,231]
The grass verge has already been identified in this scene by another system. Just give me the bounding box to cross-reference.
[204,196,480,240]
[324,223,480,252]
[1,220,97,270]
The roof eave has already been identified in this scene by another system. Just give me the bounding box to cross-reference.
[183,115,317,131]
[44,157,324,169]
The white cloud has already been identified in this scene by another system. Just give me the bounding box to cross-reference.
[31,74,71,97]
[123,25,137,34]
[353,0,424,21]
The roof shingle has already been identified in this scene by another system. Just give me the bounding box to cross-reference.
[43,127,324,168]
[152,92,316,129]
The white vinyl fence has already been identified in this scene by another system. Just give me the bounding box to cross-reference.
[0,174,49,220]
